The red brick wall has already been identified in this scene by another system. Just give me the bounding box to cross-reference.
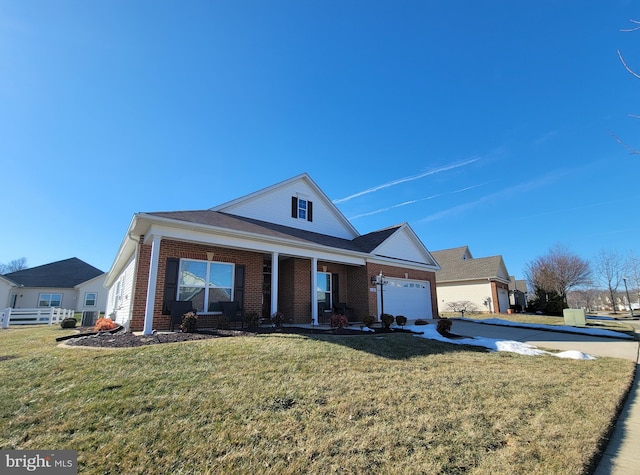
[130,238,264,331]
[130,236,440,330]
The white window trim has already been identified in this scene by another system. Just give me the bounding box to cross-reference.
[39,293,62,308]
[84,292,97,307]
[178,259,235,314]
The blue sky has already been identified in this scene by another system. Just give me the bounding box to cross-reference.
[1,1,638,280]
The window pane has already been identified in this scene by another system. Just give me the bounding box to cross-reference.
[180,261,207,286]
[39,294,49,307]
[209,263,233,288]
[85,293,97,306]
[208,288,232,310]
[51,295,61,307]
[298,199,307,219]
[178,288,205,313]
[316,273,331,292]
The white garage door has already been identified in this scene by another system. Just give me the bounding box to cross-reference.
[381,278,432,319]
[498,289,509,313]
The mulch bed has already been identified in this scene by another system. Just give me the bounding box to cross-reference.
[60,326,418,349]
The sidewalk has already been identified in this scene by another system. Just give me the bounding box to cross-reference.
[448,319,639,475]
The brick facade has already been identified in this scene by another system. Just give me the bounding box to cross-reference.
[129,238,439,331]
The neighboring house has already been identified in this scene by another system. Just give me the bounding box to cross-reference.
[1,258,107,320]
[509,276,528,310]
[431,246,512,314]
[105,173,441,334]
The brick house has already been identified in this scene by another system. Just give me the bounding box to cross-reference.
[105,174,440,333]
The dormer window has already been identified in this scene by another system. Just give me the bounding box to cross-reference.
[291,196,313,222]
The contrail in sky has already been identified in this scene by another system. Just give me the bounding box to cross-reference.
[332,157,481,204]
[349,184,485,220]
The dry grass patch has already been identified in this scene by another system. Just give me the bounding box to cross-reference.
[0,326,635,474]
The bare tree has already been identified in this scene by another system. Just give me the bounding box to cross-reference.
[525,244,591,305]
[0,257,28,274]
[626,251,640,308]
[594,249,624,313]
[611,19,640,156]
[446,300,479,316]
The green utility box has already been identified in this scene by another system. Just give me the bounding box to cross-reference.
[563,308,586,326]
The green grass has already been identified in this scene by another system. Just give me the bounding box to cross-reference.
[0,326,635,474]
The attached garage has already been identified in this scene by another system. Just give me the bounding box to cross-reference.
[380,278,433,319]
[497,288,510,313]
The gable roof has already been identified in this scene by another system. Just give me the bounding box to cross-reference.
[108,174,440,285]
[210,173,359,239]
[3,258,104,288]
[432,247,509,283]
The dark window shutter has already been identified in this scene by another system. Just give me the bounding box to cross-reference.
[291,197,298,218]
[307,200,313,222]
[234,264,245,308]
[162,258,180,315]
[332,273,339,305]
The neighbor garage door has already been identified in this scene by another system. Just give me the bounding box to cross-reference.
[381,278,432,319]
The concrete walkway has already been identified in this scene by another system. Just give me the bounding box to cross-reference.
[448,319,639,475]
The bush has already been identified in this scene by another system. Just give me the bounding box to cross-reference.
[381,313,394,329]
[361,315,376,328]
[244,311,259,328]
[94,317,117,332]
[60,317,77,329]
[436,319,452,335]
[181,312,198,333]
[395,315,407,327]
[330,313,349,330]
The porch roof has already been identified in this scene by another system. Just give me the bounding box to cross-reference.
[146,210,400,254]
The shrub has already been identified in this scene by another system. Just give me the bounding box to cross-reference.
[361,315,376,328]
[244,311,259,328]
[381,313,394,329]
[60,317,77,329]
[395,315,407,327]
[272,311,285,328]
[181,312,198,333]
[94,317,117,332]
[330,313,349,330]
[436,319,452,335]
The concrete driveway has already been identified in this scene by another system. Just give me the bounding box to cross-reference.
[449,319,639,362]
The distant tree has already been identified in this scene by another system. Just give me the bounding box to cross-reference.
[627,251,640,307]
[611,19,640,156]
[0,257,28,274]
[525,244,592,306]
[594,249,624,313]
[446,300,479,316]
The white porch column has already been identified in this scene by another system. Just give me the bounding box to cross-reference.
[311,257,318,325]
[143,235,162,335]
[270,252,279,317]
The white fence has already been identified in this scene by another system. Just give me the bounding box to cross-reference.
[1,308,75,328]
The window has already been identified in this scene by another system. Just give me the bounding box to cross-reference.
[291,196,313,222]
[317,272,332,307]
[298,199,307,219]
[84,292,97,307]
[39,293,62,307]
[113,275,125,309]
[178,259,234,313]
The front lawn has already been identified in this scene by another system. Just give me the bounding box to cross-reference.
[0,326,635,474]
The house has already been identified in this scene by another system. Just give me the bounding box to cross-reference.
[105,173,441,334]
[431,246,511,314]
[1,258,107,321]
[508,276,528,311]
